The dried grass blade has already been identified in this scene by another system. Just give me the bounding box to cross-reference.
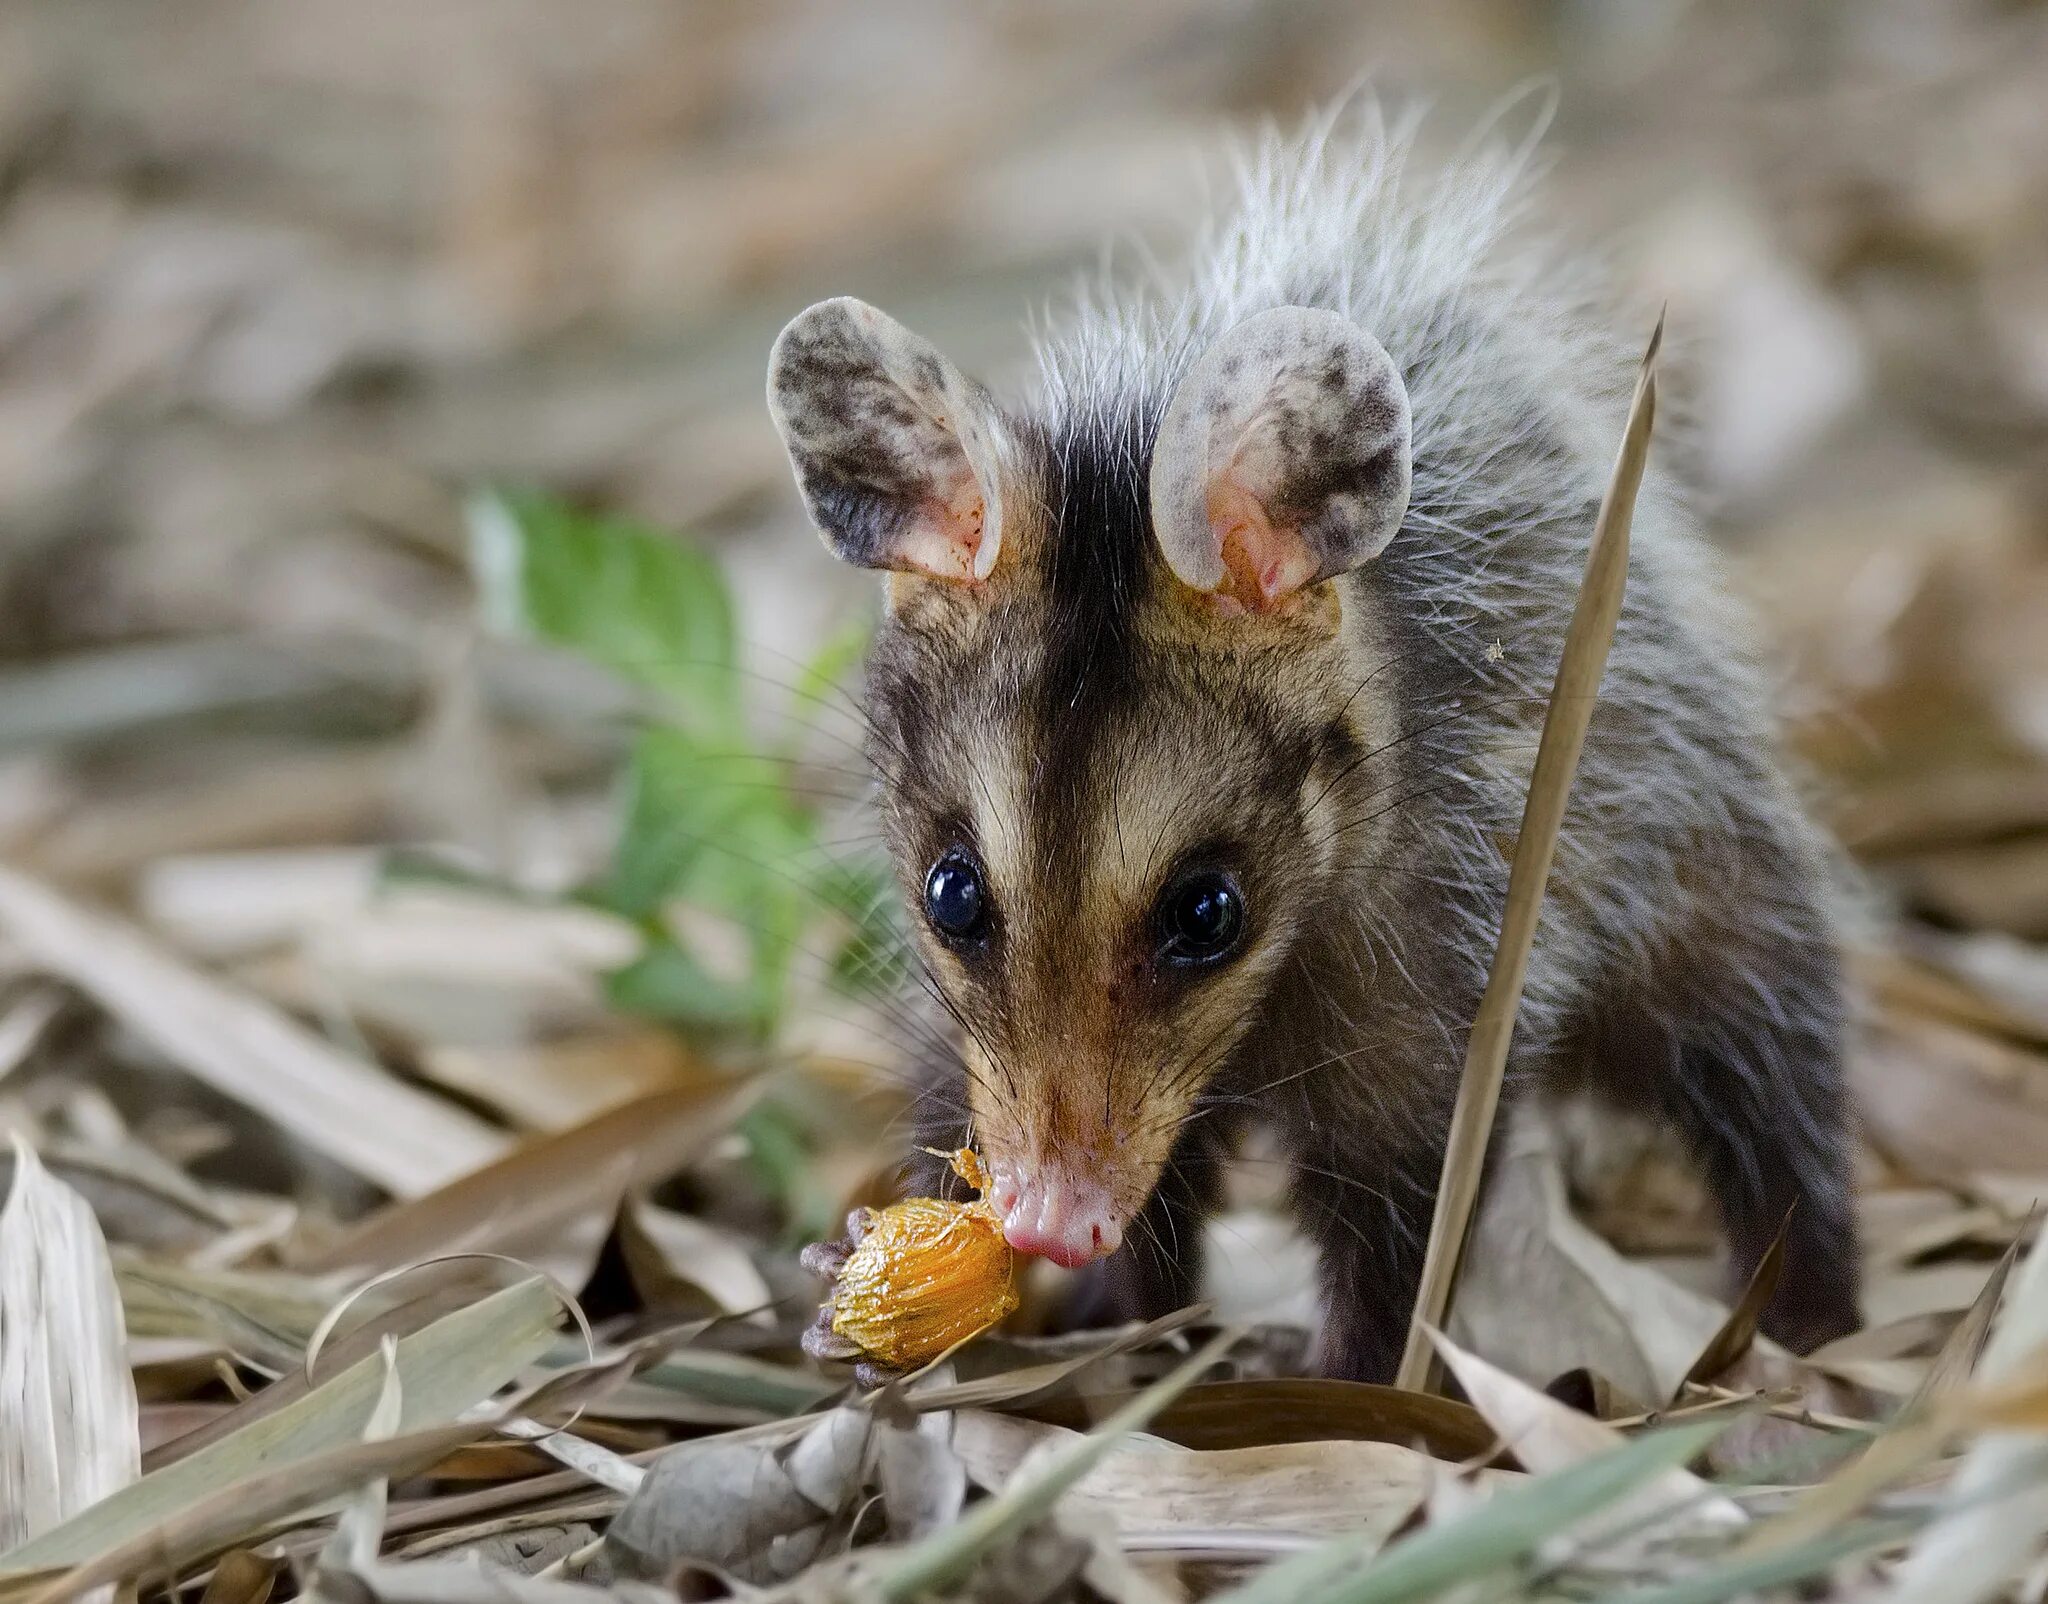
[1908,1227,2023,1411]
[319,1339,404,1574]
[0,1141,140,1551]
[1682,1207,1790,1389]
[0,864,505,1196]
[1394,317,1661,1393]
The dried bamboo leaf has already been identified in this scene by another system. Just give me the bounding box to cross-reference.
[0,864,506,1197]
[1210,1414,1729,1604]
[1022,1378,1499,1463]
[142,1280,496,1473]
[0,989,62,1084]
[299,1085,753,1277]
[0,1141,140,1552]
[1397,320,1660,1391]
[3,1278,558,1572]
[12,1421,490,1604]
[871,1329,1239,1602]
[343,1558,676,1604]
[1682,1209,1790,1389]
[1907,1230,2023,1411]
[1426,1327,1744,1534]
[1452,1111,1727,1403]
[616,1194,772,1321]
[196,1550,283,1604]
[1878,1229,2048,1603]
[952,1410,1499,1549]
[903,1307,1209,1414]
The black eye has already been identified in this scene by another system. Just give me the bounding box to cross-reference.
[1158,871,1245,966]
[924,852,990,942]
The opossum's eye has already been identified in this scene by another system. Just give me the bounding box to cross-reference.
[1157,871,1244,967]
[924,851,991,943]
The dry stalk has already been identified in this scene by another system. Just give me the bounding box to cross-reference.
[1394,317,1663,1393]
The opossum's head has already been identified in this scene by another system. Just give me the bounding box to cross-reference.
[769,298,1412,1268]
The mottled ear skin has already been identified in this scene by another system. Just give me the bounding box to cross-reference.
[767,297,1007,583]
[1150,306,1412,613]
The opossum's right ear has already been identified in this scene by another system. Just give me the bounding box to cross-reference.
[1150,306,1411,614]
[768,298,1005,583]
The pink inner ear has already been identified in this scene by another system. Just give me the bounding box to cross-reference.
[895,482,989,582]
[1207,471,1314,610]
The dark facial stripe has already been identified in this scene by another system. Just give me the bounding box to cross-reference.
[1024,406,1164,885]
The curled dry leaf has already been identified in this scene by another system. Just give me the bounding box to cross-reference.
[1427,1326,1745,1544]
[604,1405,875,1587]
[1451,1110,1730,1404]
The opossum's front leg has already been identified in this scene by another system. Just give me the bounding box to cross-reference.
[1287,1116,1447,1384]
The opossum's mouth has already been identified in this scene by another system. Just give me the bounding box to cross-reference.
[982,1158,1125,1269]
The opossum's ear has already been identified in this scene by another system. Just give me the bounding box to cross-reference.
[768,297,1005,583]
[1150,307,1411,612]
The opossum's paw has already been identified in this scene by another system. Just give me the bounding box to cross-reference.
[800,1297,902,1390]
[799,1210,874,1370]
[798,1207,870,1282]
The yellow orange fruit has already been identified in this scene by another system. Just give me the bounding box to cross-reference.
[825,1149,1019,1370]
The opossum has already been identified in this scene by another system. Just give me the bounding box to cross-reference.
[767,105,1860,1382]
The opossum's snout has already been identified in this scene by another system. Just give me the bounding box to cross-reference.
[983,1158,1123,1268]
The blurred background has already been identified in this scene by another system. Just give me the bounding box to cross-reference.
[4,0,2048,1354]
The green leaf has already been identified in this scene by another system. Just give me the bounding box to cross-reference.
[602,733,794,918]
[466,486,892,1042]
[468,489,738,729]
[735,1098,841,1245]
[605,938,764,1033]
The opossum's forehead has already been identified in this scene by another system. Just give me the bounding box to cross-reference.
[868,609,1320,914]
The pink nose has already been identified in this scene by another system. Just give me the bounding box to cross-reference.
[985,1164,1122,1269]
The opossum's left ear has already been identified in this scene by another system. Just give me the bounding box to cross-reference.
[1150,307,1411,612]
[768,297,1006,583]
